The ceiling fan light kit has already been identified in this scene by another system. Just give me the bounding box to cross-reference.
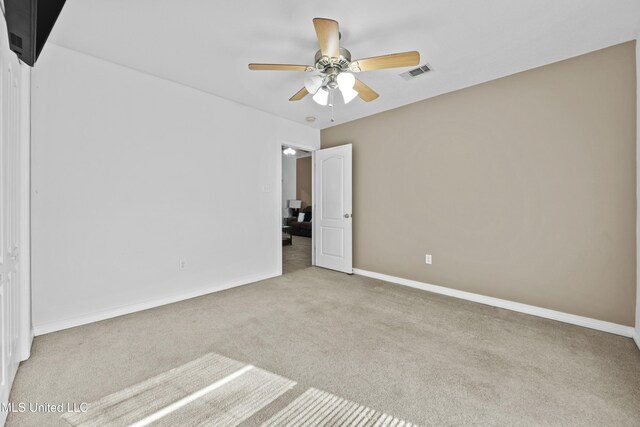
[313,88,329,106]
[248,18,421,121]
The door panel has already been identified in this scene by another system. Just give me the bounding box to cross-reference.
[314,144,352,273]
[320,157,344,220]
[320,227,344,257]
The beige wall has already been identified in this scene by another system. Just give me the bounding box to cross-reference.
[297,157,312,208]
[322,41,637,326]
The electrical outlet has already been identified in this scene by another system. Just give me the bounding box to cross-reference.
[425,254,432,265]
[179,260,187,271]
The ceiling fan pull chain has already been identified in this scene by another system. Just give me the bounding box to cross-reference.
[330,91,335,122]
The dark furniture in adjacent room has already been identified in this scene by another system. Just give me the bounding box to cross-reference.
[285,206,312,237]
[282,226,292,246]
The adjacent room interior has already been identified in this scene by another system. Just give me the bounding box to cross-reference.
[281,146,313,274]
[0,1,639,426]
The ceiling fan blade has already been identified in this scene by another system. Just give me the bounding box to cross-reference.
[289,87,309,101]
[248,63,313,71]
[350,51,420,72]
[353,79,379,102]
[313,18,340,59]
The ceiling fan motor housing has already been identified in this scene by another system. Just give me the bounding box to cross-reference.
[314,47,352,73]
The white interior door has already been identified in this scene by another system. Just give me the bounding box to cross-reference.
[0,31,30,423]
[314,144,352,273]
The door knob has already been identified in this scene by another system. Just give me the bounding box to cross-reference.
[344,213,351,218]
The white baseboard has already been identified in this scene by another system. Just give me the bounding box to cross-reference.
[353,269,635,338]
[633,331,640,350]
[20,327,34,361]
[33,271,280,336]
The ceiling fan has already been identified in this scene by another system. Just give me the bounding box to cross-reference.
[248,18,420,107]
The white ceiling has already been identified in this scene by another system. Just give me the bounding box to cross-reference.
[47,0,640,129]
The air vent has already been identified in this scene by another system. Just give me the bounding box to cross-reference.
[9,32,23,50]
[399,64,432,80]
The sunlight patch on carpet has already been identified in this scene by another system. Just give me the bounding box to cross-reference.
[261,388,418,427]
[62,353,296,427]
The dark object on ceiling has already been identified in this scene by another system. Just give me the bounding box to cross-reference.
[5,0,67,66]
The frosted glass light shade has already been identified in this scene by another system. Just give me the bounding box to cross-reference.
[340,87,358,104]
[304,75,324,95]
[312,87,329,106]
[336,72,355,89]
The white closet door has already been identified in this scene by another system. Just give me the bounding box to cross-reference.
[0,35,31,423]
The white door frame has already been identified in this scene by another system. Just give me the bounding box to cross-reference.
[277,141,317,274]
[19,64,32,360]
[4,55,32,362]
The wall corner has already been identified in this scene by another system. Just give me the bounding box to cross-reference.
[635,37,640,349]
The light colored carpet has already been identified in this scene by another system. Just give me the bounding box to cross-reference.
[283,235,312,274]
[62,351,417,427]
[62,353,295,427]
[7,266,640,426]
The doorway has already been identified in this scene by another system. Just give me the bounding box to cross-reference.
[281,146,313,274]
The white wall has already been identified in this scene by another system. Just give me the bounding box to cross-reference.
[31,44,319,333]
[282,155,296,219]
